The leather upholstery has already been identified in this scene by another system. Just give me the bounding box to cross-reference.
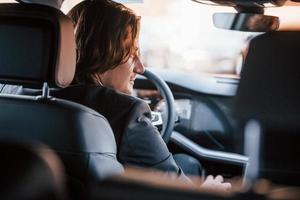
[0,95,117,153]
[0,141,67,200]
[234,31,300,186]
[0,94,123,184]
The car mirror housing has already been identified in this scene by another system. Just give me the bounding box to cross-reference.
[213,13,279,32]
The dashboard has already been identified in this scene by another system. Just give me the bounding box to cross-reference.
[137,91,238,153]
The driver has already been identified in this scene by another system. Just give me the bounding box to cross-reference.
[53,0,231,191]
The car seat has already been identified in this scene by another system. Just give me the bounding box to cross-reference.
[0,3,123,198]
[234,31,300,186]
[0,141,67,200]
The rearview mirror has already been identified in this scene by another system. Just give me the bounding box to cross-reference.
[213,13,279,32]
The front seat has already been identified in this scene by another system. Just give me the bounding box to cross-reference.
[0,2,123,196]
[0,141,67,200]
[234,31,300,186]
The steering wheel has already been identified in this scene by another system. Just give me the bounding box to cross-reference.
[142,69,176,143]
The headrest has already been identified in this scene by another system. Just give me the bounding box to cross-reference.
[0,3,76,88]
[235,31,300,128]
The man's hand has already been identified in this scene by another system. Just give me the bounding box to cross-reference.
[200,175,232,192]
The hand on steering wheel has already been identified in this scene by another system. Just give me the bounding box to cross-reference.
[141,69,176,143]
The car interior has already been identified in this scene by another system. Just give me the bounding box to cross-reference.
[0,0,300,199]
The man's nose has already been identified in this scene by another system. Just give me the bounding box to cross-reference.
[133,56,145,74]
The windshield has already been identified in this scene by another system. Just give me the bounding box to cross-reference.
[128,1,300,78]
[128,0,255,77]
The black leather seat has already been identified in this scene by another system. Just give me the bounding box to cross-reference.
[0,141,67,200]
[234,31,300,186]
[0,3,123,197]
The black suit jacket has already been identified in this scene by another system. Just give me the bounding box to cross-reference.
[53,85,189,180]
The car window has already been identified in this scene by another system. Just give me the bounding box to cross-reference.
[62,0,300,78]
[129,1,300,77]
[127,0,255,77]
